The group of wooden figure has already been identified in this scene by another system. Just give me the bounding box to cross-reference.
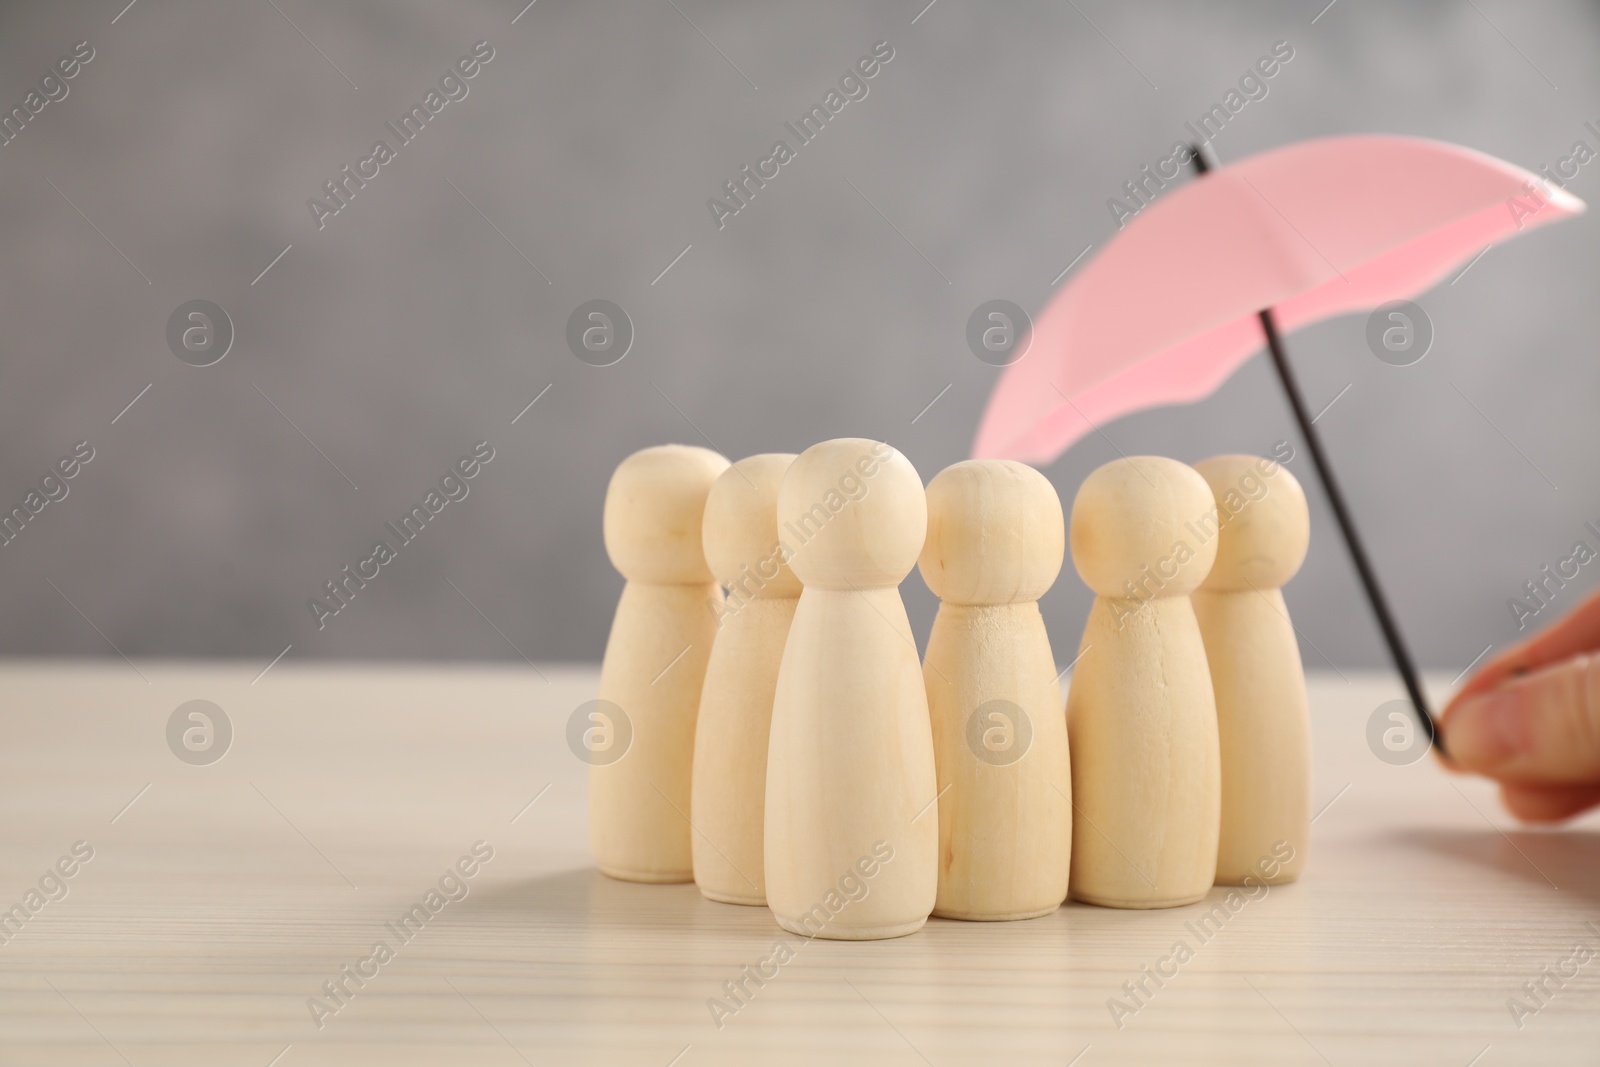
[589,438,1312,940]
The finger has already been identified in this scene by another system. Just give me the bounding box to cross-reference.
[1440,652,1600,785]
[1447,586,1600,711]
[1499,782,1600,823]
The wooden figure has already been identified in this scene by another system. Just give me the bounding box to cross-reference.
[1065,456,1221,908]
[592,444,728,883]
[920,459,1071,921]
[765,439,937,940]
[1191,454,1311,885]
[691,453,800,905]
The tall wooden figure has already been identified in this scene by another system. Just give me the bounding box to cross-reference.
[1066,456,1221,908]
[765,439,937,940]
[920,460,1070,920]
[691,453,799,905]
[1192,454,1311,885]
[592,445,729,883]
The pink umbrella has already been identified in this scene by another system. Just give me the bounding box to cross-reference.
[973,134,1585,747]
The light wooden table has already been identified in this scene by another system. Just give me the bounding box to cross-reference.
[2,661,1597,1066]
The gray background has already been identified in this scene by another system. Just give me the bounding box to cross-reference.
[0,0,1595,672]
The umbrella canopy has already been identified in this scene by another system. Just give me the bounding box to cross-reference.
[973,134,1585,462]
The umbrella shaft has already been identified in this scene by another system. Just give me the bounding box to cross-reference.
[1258,308,1441,753]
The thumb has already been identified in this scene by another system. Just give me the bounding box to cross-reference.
[1442,652,1600,785]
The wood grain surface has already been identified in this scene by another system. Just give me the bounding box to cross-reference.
[1,661,1597,1065]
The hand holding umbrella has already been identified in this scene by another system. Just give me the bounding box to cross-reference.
[1443,587,1600,820]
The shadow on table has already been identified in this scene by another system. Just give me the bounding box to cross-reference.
[1399,827,1600,902]
[457,866,786,934]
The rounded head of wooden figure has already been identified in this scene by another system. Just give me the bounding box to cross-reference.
[702,453,802,598]
[1193,454,1309,592]
[1069,456,1217,598]
[603,444,730,583]
[777,438,925,590]
[920,459,1064,605]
